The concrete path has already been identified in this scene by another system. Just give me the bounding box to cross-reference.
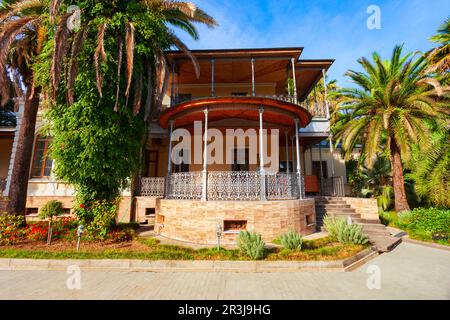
[0,242,449,300]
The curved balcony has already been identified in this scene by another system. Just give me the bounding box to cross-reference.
[160,95,315,130]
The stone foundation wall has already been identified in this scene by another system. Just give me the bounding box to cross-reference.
[25,196,132,223]
[135,196,159,222]
[342,197,379,221]
[155,199,316,245]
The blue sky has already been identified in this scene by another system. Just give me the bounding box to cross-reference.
[178,0,450,87]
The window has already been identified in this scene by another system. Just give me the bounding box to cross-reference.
[31,138,53,178]
[145,150,158,177]
[232,148,249,171]
[224,220,247,233]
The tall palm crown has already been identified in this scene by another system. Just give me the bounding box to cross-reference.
[45,0,217,119]
[0,0,47,105]
[427,17,450,74]
[333,45,449,212]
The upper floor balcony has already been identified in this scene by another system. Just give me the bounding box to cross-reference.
[165,48,334,122]
[170,94,328,119]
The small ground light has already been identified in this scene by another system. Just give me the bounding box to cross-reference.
[76,225,85,251]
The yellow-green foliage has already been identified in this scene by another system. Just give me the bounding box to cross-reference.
[237,231,266,260]
[323,216,369,245]
[279,230,303,250]
[39,200,64,220]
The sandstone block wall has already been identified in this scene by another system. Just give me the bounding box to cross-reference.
[343,197,379,221]
[155,199,316,245]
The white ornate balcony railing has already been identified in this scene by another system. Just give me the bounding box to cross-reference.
[140,177,165,197]
[167,172,203,200]
[207,171,261,201]
[266,173,299,200]
[140,171,302,200]
[171,95,328,119]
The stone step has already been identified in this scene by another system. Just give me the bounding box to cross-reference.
[316,204,351,209]
[315,208,357,214]
[315,200,348,205]
[352,218,380,224]
[368,235,402,252]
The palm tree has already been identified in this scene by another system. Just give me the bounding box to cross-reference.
[40,1,217,219]
[0,0,48,216]
[427,17,450,74]
[407,121,450,208]
[333,45,449,212]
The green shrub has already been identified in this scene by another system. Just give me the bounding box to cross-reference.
[85,200,118,240]
[405,208,450,234]
[323,216,369,245]
[39,200,65,245]
[279,230,303,250]
[39,200,64,220]
[237,231,266,260]
[397,210,414,225]
[0,212,25,245]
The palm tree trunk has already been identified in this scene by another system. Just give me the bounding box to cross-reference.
[6,85,41,217]
[389,138,410,212]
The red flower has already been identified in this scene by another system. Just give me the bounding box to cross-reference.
[79,204,85,209]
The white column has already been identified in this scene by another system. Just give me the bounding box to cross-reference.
[251,58,256,97]
[291,57,298,104]
[258,107,266,201]
[201,108,208,201]
[165,120,174,198]
[170,62,175,107]
[4,101,24,197]
[294,119,304,199]
[284,130,289,173]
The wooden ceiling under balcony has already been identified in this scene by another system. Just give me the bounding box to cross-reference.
[167,48,334,101]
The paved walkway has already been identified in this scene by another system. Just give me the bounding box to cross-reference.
[0,242,449,299]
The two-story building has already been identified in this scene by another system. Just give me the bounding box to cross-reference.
[1,47,354,245]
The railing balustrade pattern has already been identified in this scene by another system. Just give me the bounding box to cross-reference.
[171,95,328,119]
[140,177,165,197]
[140,171,304,200]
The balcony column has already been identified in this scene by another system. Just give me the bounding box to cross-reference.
[291,57,298,104]
[291,136,295,173]
[251,58,256,97]
[211,58,215,97]
[284,130,290,173]
[165,120,174,198]
[201,108,209,201]
[294,118,304,199]
[258,107,266,201]
[170,61,175,107]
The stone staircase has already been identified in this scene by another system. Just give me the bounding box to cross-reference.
[315,197,401,252]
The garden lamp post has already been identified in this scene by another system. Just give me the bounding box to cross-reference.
[216,223,222,251]
[76,225,85,251]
